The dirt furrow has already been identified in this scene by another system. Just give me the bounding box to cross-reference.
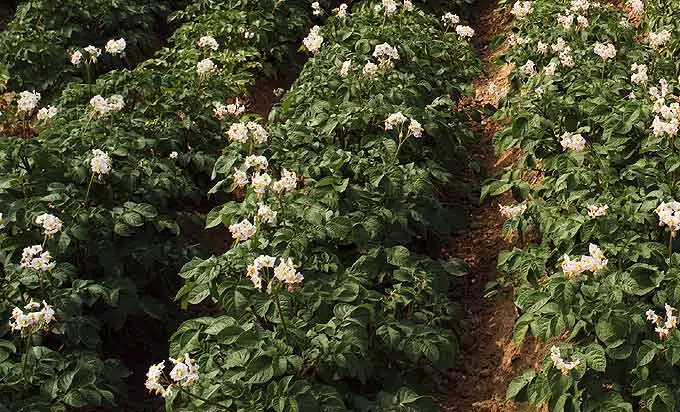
[435,1,548,411]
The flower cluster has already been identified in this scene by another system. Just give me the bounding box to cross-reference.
[197,35,219,51]
[557,13,589,30]
[89,94,124,117]
[232,168,249,188]
[511,1,533,19]
[656,201,680,236]
[373,43,399,68]
[384,112,422,137]
[196,58,217,76]
[251,172,272,197]
[231,158,297,197]
[559,131,586,151]
[84,45,101,62]
[651,97,679,138]
[9,300,55,335]
[227,122,268,144]
[455,25,475,39]
[70,50,83,65]
[336,3,348,17]
[442,12,460,28]
[90,149,112,177]
[586,204,608,218]
[340,60,352,77]
[312,1,323,15]
[630,63,648,85]
[229,219,257,242]
[376,0,398,16]
[557,0,593,30]
[550,37,574,67]
[647,304,678,339]
[272,169,298,193]
[244,155,269,171]
[593,42,616,61]
[648,30,671,50]
[520,60,536,76]
[560,244,608,279]
[145,354,199,398]
[17,90,41,113]
[213,99,245,120]
[36,213,63,236]
[550,346,580,375]
[20,245,56,272]
[629,0,643,18]
[105,38,126,55]
[245,255,303,292]
[257,203,277,225]
[363,62,378,78]
[499,203,527,219]
[37,105,58,121]
[544,61,558,76]
[303,26,324,55]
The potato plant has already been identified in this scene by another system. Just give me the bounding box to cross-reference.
[0,0,187,97]
[0,0,311,410]
[489,0,680,410]
[161,1,482,410]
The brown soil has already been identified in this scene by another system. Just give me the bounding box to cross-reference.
[435,1,550,411]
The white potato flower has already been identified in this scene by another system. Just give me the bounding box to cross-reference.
[229,219,256,241]
[197,35,219,51]
[17,90,41,113]
[105,38,126,55]
[455,25,475,39]
[196,58,216,76]
[9,300,55,335]
[511,1,533,19]
[303,26,324,54]
[37,106,58,120]
[20,245,55,272]
[550,346,580,375]
[559,132,586,151]
[340,60,352,77]
[363,62,378,78]
[90,149,112,177]
[499,203,527,219]
[84,45,101,62]
[70,50,83,65]
[586,204,608,218]
[593,42,616,61]
[35,213,63,236]
[442,12,460,27]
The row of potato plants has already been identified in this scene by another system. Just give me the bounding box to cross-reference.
[0,0,187,97]
[156,1,483,410]
[489,0,680,410]
[0,0,312,410]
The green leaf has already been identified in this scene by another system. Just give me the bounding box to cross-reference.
[584,344,606,372]
[506,370,535,399]
[246,356,274,384]
[637,340,658,366]
[387,246,410,267]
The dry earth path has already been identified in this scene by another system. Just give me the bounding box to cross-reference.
[434,1,548,411]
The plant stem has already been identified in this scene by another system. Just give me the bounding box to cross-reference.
[84,173,95,204]
[22,333,32,384]
[669,233,674,261]
[273,292,289,342]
